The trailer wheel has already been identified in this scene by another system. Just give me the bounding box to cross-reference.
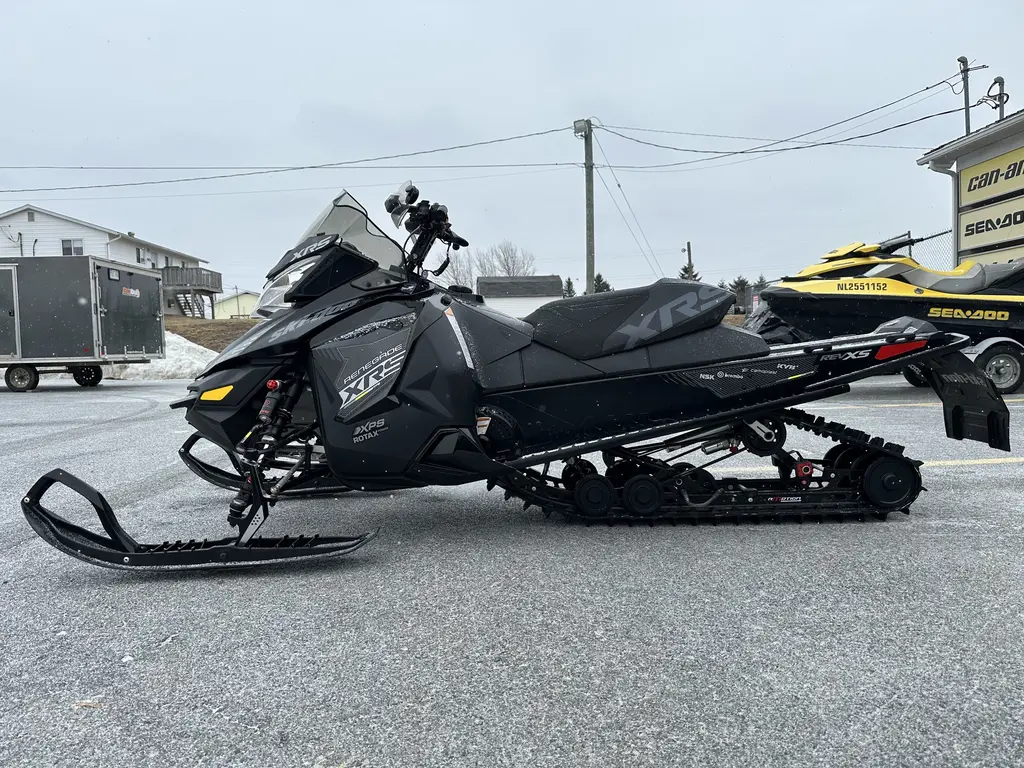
[976,344,1024,395]
[5,364,40,393]
[72,366,104,387]
[902,365,929,388]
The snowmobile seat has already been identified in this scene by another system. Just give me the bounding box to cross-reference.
[523,279,735,360]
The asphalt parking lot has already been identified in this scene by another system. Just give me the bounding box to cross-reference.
[2,379,1023,767]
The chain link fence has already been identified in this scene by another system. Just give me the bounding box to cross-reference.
[885,228,955,271]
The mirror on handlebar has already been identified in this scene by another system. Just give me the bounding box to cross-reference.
[384,180,419,229]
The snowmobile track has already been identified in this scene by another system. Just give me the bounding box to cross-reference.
[494,407,922,527]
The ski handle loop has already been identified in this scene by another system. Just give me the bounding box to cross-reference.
[23,468,140,553]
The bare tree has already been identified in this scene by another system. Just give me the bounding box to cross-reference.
[475,239,536,277]
[438,248,476,289]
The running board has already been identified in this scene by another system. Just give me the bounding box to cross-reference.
[22,469,376,571]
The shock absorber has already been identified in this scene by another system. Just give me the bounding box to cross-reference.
[228,375,305,525]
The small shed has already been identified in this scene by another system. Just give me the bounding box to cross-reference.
[476,275,563,318]
[214,289,259,319]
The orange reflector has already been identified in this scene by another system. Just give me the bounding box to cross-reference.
[875,340,928,361]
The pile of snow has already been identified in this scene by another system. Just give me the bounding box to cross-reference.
[109,332,217,380]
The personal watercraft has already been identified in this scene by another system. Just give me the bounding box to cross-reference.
[745,234,1024,393]
[22,186,1011,571]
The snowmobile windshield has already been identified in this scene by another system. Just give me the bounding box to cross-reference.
[295,190,407,274]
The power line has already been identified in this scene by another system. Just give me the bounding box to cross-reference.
[591,131,664,276]
[594,167,661,281]
[599,125,931,151]
[0,167,572,202]
[595,70,966,170]
[0,127,573,193]
[601,105,974,170]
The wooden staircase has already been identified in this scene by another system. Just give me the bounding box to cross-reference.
[175,292,207,318]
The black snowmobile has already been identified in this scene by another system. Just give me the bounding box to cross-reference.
[22,184,1012,571]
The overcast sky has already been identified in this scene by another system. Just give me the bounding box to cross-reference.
[3,0,1024,294]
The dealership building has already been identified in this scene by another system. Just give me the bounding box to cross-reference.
[918,108,1024,267]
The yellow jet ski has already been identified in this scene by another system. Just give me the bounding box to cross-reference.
[745,234,1024,393]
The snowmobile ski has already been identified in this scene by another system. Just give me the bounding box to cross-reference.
[22,469,375,571]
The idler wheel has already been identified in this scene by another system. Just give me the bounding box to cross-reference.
[573,475,617,517]
[861,456,922,510]
[561,459,597,491]
[622,475,664,517]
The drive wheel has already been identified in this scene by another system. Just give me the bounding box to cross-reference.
[902,365,929,388]
[860,455,922,510]
[72,365,103,387]
[976,344,1024,394]
[622,475,663,517]
[741,417,786,456]
[830,446,868,487]
[573,475,616,517]
[5,364,39,393]
[561,459,597,492]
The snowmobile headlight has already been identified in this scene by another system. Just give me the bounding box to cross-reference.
[251,259,320,319]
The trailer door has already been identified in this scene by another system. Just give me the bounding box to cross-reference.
[97,266,162,356]
[0,266,20,359]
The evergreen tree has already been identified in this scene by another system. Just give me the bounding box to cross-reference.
[729,276,751,308]
[593,273,613,293]
[717,278,729,289]
[563,276,576,297]
[751,273,769,293]
[679,262,701,281]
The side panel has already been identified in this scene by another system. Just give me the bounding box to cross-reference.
[0,266,20,358]
[0,257,95,358]
[96,261,163,356]
[311,297,483,487]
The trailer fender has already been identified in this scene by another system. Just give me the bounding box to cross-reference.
[961,336,1024,362]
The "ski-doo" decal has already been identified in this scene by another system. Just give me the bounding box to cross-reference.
[940,371,989,387]
[338,344,406,410]
[927,307,1010,321]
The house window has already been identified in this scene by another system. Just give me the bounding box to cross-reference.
[61,239,84,256]
[136,247,143,264]
[27,211,34,222]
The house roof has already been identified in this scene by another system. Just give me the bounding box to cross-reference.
[917,108,1024,169]
[215,289,259,302]
[0,203,208,264]
[476,275,563,298]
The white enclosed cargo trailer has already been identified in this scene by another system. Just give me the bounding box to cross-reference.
[0,255,165,392]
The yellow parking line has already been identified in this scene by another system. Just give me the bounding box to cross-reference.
[711,457,1024,473]
[815,397,1024,410]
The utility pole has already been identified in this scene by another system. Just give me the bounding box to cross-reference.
[574,119,595,293]
[958,56,972,135]
[684,241,693,277]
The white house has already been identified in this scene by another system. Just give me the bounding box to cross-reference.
[476,275,564,318]
[0,204,223,317]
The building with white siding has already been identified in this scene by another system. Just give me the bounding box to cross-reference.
[476,275,563,317]
[0,204,223,317]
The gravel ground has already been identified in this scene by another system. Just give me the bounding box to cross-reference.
[2,378,1024,768]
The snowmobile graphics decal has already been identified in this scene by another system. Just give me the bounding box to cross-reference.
[670,356,817,397]
[927,307,1010,321]
[613,285,729,351]
[444,307,474,369]
[352,417,388,443]
[337,344,406,410]
[821,349,871,361]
